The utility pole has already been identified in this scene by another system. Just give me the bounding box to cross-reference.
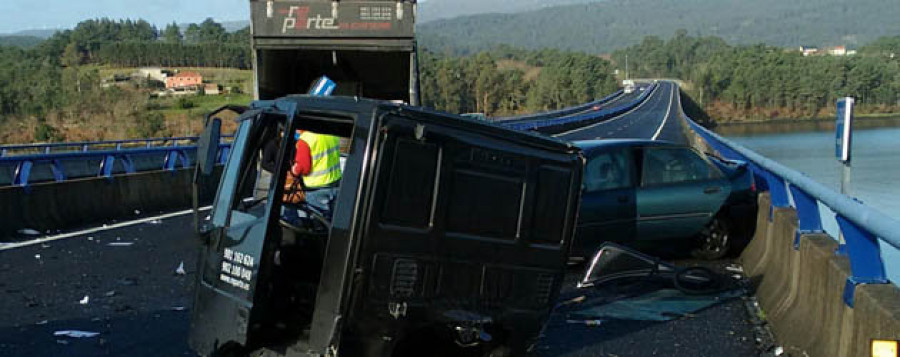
[625,54,629,80]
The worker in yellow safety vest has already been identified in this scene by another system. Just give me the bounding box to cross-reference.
[282,130,342,222]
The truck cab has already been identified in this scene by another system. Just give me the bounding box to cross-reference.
[189,96,584,356]
[250,0,420,104]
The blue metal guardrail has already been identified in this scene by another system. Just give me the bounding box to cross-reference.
[493,89,624,123]
[685,114,900,307]
[500,83,658,132]
[0,136,227,157]
[0,139,232,188]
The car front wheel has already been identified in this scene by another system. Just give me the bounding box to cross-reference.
[691,216,731,260]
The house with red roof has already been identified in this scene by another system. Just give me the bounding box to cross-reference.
[165,71,203,89]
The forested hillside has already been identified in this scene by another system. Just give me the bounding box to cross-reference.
[0,36,43,48]
[0,18,253,144]
[419,47,619,116]
[616,32,900,120]
[417,0,601,23]
[420,0,900,55]
[39,18,250,69]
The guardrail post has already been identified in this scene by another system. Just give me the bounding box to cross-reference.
[50,159,67,182]
[164,151,177,171]
[119,155,135,174]
[164,150,189,172]
[789,185,824,249]
[836,215,888,307]
[13,161,33,187]
[99,155,116,179]
[763,171,789,221]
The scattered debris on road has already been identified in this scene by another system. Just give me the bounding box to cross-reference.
[566,319,603,326]
[53,330,100,338]
[559,295,586,307]
[79,295,89,305]
[18,228,41,235]
[726,264,745,274]
[107,242,134,247]
[175,261,186,275]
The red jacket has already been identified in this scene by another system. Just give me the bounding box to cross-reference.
[291,138,312,177]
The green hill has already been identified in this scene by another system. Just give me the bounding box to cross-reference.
[419,0,900,54]
[0,35,43,48]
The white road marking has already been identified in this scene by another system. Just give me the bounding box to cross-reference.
[1,206,212,251]
[554,84,661,137]
[651,84,676,140]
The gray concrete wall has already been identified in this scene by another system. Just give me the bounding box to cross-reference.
[0,168,220,240]
[741,192,900,357]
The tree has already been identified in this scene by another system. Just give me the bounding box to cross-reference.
[184,24,202,44]
[162,22,182,44]
[60,42,83,67]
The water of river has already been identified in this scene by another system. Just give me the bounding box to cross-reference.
[723,120,900,282]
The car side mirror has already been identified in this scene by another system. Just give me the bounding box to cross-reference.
[579,243,676,288]
[197,118,222,177]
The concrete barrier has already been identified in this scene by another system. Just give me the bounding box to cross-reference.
[740,193,774,277]
[0,168,220,240]
[741,195,900,357]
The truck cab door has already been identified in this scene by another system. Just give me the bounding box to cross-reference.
[189,113,288,355]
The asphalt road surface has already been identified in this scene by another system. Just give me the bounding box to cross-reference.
[556,82,689,145]
[0,212,763,357]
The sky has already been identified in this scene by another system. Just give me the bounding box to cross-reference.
[0,0,251,34]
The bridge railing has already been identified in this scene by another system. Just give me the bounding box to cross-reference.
[493,90,624,123]
[500,83,657,132]
[0,136,234,157]
[0,140,232,188]
[685,115,900,306]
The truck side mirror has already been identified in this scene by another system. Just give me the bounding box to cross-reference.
[197,118,222,176]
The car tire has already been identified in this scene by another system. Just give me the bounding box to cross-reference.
[691,216,731,260]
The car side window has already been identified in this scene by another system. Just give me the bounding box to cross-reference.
[641,148,714,186]
[584,150,632,192]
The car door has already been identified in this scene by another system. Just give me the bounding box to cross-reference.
[636,146,730,241]
[574,147,636,257]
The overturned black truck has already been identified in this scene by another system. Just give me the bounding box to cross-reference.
[187,1,585,356]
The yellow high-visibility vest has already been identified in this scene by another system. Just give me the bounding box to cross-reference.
[300,131,342,188]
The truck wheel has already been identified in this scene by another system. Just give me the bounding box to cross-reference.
[691,216,731,260]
